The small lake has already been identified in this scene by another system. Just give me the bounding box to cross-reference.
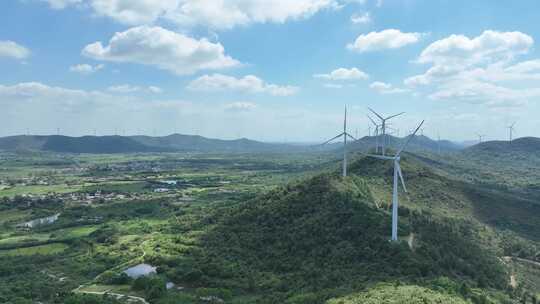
[123,263,157,278]
[19,213,60,228]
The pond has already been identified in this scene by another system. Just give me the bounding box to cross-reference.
[123,263,157,278]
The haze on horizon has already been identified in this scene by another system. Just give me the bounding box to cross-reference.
[1,0,540,142]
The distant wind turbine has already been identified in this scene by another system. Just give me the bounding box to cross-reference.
[368,108,405,156]
[367,120,424,241]
[322,106,357,177]
[507,122,516,143]
[367,115,380,153]
[477,133,485,143]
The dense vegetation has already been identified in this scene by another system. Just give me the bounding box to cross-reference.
[1,148,540,303]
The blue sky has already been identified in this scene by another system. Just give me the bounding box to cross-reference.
[1,0,540,142]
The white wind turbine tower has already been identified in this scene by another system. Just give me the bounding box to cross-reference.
[367,115,380,153]
[322,106,357,177]
[368,108,405,156]
[368,120,424,242]
[507,122,516,143]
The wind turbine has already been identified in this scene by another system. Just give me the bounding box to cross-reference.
[322,106,357,177]
[367,120,424,241]
[367,115,380,153]
[477,133,485,143]
[507,122,516,143]
[368,108,405,156]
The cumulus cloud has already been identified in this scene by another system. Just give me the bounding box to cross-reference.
[107,84,163,94]
[417,30,533,67]
[42,0,344,29]
[69,63,104,75]
[347,29,422,52]
[0,41,30,59]
[187,74,299,96]
[90,0,179,25]
[82,26,240,75]
[350,12,371,24]
[224,102,257,112]
[369,81,408,94]
[405,30,540,107]
[313,67,369,80]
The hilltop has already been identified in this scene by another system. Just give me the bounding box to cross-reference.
[168,156,525,303]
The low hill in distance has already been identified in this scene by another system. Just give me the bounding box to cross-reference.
[463,137,540,156]
[130,133,295,153]
[348,134,463,154]
[0,134,303,154]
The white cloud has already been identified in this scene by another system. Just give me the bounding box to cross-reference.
[314,67,369,80]
[69,63,104,75]
[187,74,299,96]
[224,102,257,112]
[148,86,163,93]
[42,0,82,9]
[350,12,371,24]
[405,30,540,107]
[347,29,422,52]
[0,82,106,103]
[428,80,538,107]
[82,26,240,75]
[107,84,163,94]
[417,30,533,67]
[90,0,179,25]
[0,41,30,59]
[369,81,408,94]
[167,0,343,29]
[45,0,343,29]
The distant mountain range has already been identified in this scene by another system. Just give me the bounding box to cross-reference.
[0,134,299,154]
[0,133,537,155]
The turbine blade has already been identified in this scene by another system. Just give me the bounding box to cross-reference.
[368,107,384,121]
[385,112,405,120]
[396,120,424,156]
[397,163,407,193]
[367,115,378,126]
[321,133,344,145]
[345,132,357,141]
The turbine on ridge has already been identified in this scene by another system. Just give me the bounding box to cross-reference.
[367,120,424,242]
[321,106,357,177]
[368,108,404,156]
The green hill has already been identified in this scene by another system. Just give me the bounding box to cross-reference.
[167,157,518,303]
